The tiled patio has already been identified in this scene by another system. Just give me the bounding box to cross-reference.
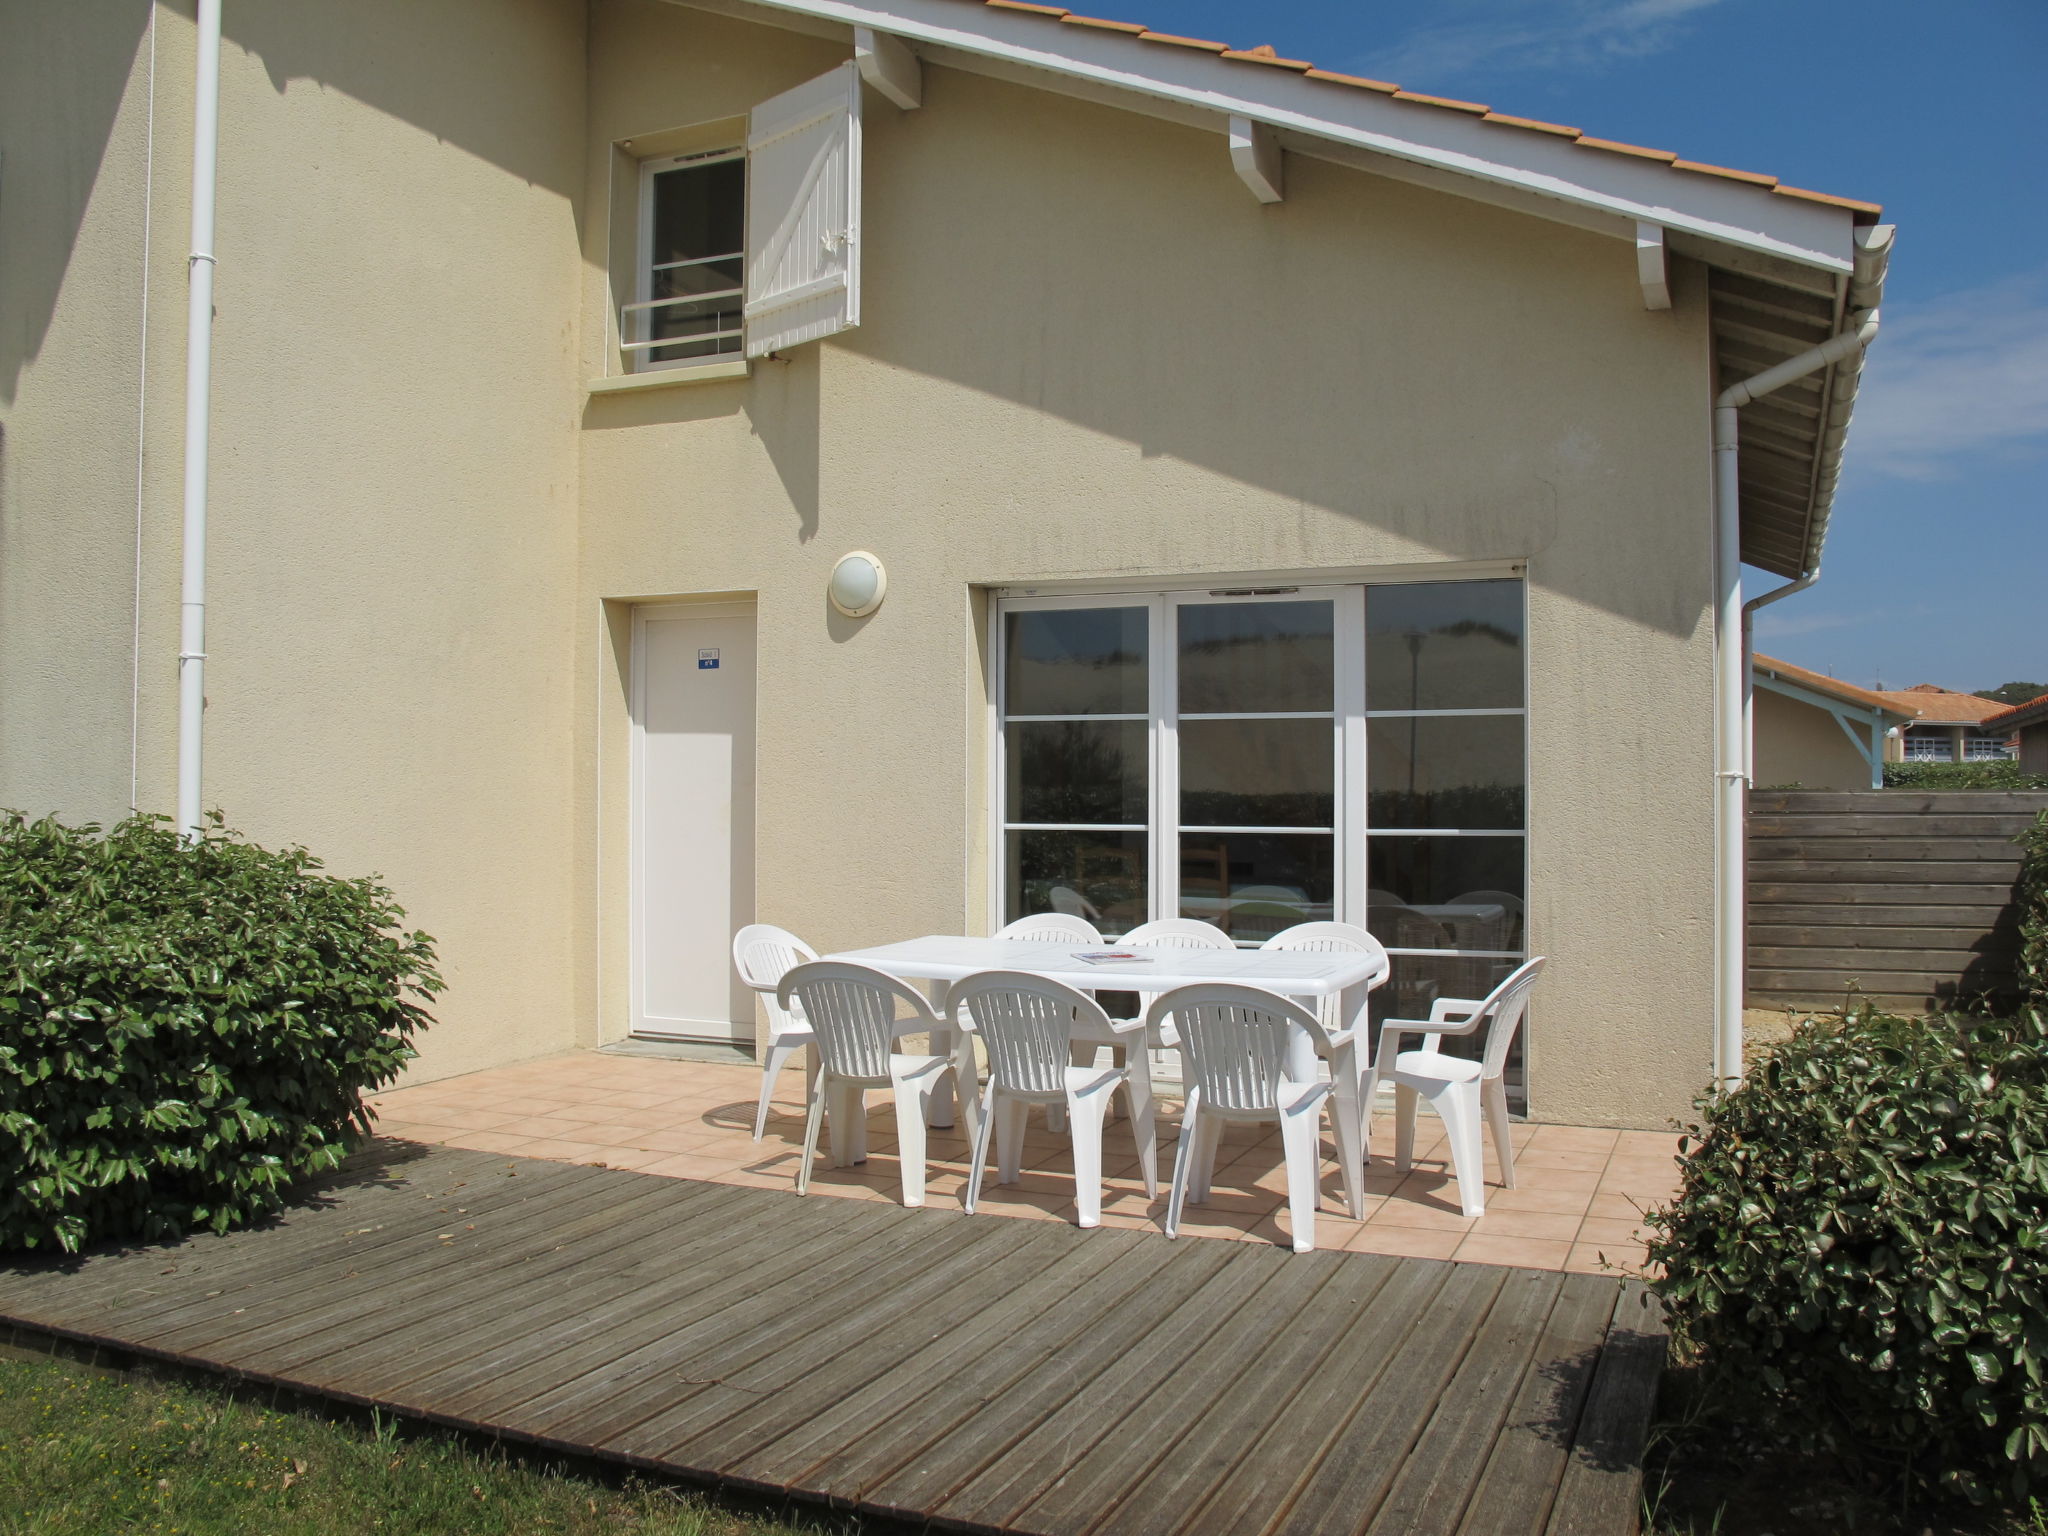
[366,1049,1684,1274]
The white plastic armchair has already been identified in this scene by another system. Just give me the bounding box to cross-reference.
[1116,918,1236,1040]
[949,972,1155,1227]
[995,912,1104,944]
[777,960,980,1208]
[732,923,820,1141]
[1365,956,1546,1219]
[1260,921,1386,1190]
[1145,983,1348,1254]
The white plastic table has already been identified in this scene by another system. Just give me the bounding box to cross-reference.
[823,934,1391,1216]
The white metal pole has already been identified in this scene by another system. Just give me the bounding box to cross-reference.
[1712,404,1746,1091]
[176,0,223,842]
[1710,309,1882,1089]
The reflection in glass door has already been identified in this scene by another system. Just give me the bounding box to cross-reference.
[999,601,1154,936]
[1172,594,1344,945]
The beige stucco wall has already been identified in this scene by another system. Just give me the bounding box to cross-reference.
[1,0,590,1084]
[0,1,158,825]
[1752,687,1880,790]
[7,0,1727,1127]
[573,2,1720,1128]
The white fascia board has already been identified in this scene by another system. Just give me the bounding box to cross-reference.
[701,0,1857,275]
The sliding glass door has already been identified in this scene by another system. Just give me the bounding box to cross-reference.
[995,578,1527,1059]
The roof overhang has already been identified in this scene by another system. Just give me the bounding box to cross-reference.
[675,0,1890,579]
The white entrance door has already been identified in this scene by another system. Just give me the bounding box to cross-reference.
[632,601,757,1043]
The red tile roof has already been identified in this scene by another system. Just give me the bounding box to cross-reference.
[1753,654,1912,719]
[1870,685,2012,725]
[943,0,1884,216]
[1984,691,2048,731]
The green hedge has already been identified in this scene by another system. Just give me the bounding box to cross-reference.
[1883,759,2048,791]
[1648,1006,2048,1503]
[0,814,441,1253]
[2019,811,2048,1007]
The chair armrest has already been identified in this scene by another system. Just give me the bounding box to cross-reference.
[1106,1014,1151,1038]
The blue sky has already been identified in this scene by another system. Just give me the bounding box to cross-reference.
[1140,0,2048,694]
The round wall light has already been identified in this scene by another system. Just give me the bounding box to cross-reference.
[827,550,887,618]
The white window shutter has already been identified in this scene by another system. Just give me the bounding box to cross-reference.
[745,62,861,357]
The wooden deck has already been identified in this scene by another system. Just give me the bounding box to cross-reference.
[0,1141,1666,1535]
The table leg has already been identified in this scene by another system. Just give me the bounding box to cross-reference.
[1335,981,1372,1215]
[926,980,957,1129]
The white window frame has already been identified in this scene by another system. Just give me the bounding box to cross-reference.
[628,147,746,374]
[988,579,1528,955]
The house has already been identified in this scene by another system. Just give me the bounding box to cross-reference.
[0,0,1892,1129]
[1751,654,1914,790]
[1874,684,2017,763]
[1984,693,2048,776]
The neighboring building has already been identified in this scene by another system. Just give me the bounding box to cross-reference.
[1751,654,1914,790]
[1874,685,2018,763]
[0,0,1892,1127]
[1984,693,2048,776]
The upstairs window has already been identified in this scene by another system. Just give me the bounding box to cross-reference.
[631,150,746,370]
[620,62,864,374]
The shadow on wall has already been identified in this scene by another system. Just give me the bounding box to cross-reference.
[0,1,151,405]
[1,0,586,407]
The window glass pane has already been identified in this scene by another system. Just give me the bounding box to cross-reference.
[1177,601,1333,713]
[1006,830,1147,937]
[1367,715,1524,829]
[1179,718,1334,828]
[1006,721,1146,825]
[653,255,743,301]
[650,158,743,267]
[1005,609,1148,716]
[1366,580,1523,711]
[1179,833,1334,943]
[648,293,743,362]
[1366,837,1524,951]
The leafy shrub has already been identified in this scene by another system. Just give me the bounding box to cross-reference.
[1648,1006,2048,1503]
[1884,760,2048,791]
[0,814,441,1253]
[2019,812,2048,1007]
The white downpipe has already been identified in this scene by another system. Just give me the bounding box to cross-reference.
[176,0,223,842]
[1712,309,1881,1089]
[1741,568,1820,780]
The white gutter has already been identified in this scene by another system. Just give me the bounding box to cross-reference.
[1712,306,1883,1089]
[176,0,222,842]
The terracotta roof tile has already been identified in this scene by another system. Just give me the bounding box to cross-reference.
[1985,692,2048,730]
[957,0,1881,213]
[1220,46,1313,71]
[1869,685,2011,725]
[1576,136,1678,163]
[1392,89,1489,114]
[1753,654,1911,718]
[1671,159,1778,188]
[1773,184,1885,215]
[1060,13,1147,33]
[1302,66,1399,94]
[1482,112,1580,138]
[1137,29,1230,52]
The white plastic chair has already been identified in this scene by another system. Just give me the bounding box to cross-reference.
[995,912,1104,944]
[1146,983,1345,1254]
[1260,921,1386,1200]
[732,924,820,1141]
[949,972,1156,1227]
[1365,957,1547,1218]
[776,960,979,1208]
[1117,916,1236,1032]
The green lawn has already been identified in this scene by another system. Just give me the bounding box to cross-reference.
[0,1347,828,1536]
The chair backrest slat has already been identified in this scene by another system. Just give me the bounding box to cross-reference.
[779,961,935,1081]
[1146,984,1327,1113]
[733,924,820,1033]
[995,913,1104,945]
[952,971,1112,1097]
[1477,957,1546,1081]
